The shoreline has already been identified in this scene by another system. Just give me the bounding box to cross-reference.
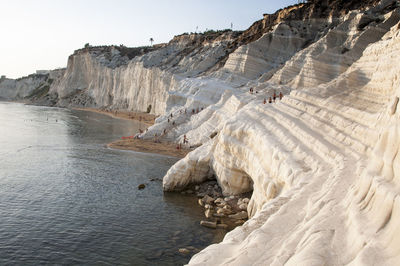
[108,139,192,158]
[73,107,156,126]
[75,107,189,158]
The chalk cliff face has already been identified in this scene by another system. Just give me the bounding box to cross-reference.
[2,0,400,264]
[47,32,239,115]
[0,69,64,102]
[0,74,49,100]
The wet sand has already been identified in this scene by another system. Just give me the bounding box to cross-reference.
[74,107,156,126]
[108,139,192,158]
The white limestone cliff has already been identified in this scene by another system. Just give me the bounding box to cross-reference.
[0,74,48,100]
[48,33,238,115]
[0,69,64,101]
[160,2,400,265]
[186,7,400,266]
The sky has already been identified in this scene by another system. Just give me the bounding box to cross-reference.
[0,0,298,78]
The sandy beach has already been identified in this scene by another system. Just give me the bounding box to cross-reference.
[75,107,190,157]
[74,107,156,126]
[108,138,192,158]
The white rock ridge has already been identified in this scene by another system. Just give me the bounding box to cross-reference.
[161,2,400,265]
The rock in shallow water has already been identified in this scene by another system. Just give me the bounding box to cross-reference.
[200,220,217,229]
[216,223,228,230]
[179,248,190,254]
[138,184,146,190]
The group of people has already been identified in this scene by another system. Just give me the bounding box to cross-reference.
[177,135,189,150]
[263,91,283,104]
[249,87,284,104]
[249,87,259,94]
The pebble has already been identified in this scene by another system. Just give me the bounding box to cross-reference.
[200,220,217,229]
[138,184,146,190]
[198,198,204,207]
[202,195,214,205]
[195,185,200,191]
[217,208,232,215]
[205,209,213,218]
[214,197,225,204]
[238,203,248,210]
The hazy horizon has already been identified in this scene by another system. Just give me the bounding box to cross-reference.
[0,0,298,79]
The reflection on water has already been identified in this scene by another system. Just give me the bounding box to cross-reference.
[0,102,224,265]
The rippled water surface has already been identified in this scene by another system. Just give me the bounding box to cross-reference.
[0,102,224,265]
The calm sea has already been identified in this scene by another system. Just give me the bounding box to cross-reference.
[0,102,224,265]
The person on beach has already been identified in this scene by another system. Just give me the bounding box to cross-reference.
[279,92,283,100]
[154,133,161,143]
[183,135,188,144]
[273,91,276,102]
[263,98,267,104]
[269,97,272,103]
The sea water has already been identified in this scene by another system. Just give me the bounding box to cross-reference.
[0,102,224,265]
